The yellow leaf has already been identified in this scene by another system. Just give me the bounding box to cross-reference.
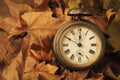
[106,9,116,21]
[46,64,58,74]
[30,49,43,60]
[68,0,81,9]
[21,12,42,27]
[37,61,58,74]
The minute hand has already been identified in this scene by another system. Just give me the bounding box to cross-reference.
[78,28,81,42]
[64,36,78,44]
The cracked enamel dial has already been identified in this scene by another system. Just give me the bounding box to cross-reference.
[53,20,105,70]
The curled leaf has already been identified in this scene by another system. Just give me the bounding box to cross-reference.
[103,62,120,80]
[106,9,116,21]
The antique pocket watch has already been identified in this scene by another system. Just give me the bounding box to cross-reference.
[53,8,106,70]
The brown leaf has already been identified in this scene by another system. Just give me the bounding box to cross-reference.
[84,15,108,34]
[11,12,65,61]
[23,72,39,80]
[103,0,120,11]
[58,0,69,14]
[0,0,11,18]
[24,55,38,73]
[30,49,55,62]
[35,0,50,11]
[21,12,65,29]
[29,28,55,53]
[103,62,120,80]
[68,0,80,9]
[5,0,33,18]
[64,69,90,80]
[86,71,104,80]
[107,9,120,51]
[38,71,64,80]
[37,61,58,74]
[2,51,23,80]
[2,67,19,80]
[34,0,44,5]
[106,9,116,21]
[0,0,33,33]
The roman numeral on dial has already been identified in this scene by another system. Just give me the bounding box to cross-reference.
[63,44,68,47]
[91,43,97,46]
[64,49,70,55]
[70,54,75,60]
[78,57,81,62]
[89,36,95,40]
[89,49,95,54]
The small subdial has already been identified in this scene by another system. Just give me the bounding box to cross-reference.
[76,50,84,57]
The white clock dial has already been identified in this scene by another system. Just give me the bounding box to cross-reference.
[60,24,102,67]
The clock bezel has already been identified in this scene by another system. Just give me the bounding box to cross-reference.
[53,19,106,70]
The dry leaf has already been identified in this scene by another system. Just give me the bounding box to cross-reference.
[35,0,50,11]
[85,71,104,80]
[46,64,58,74]
[34,0,44,5]
[64,69,90,80]
[5,0,33,18]
[108,9,120,51]
[21,12,65,29]
[1,51,23,80]
[30,49,55,62]
[103,62,120,80]
[35,61,64,80]
[23,72,39,80]
[103,0,120,11]
[68,0,81,9]
[38,71,64,80]
[24,55,37,73]
[1,0,120,80]
[106,9,116,21]
[37,61,58,74]
[2,67,19,80]
[29,28,55,53]
[84,15,108,34]
[0,0,33,33]
[0,0,11,18]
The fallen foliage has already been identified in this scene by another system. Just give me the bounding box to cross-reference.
[0,0,120,80]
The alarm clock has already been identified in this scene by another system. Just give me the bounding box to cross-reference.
[53,8,106,70]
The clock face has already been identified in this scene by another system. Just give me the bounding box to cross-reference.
[53,21,105,69]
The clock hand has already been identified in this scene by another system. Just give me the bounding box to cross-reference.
[64,36,78,44]
[78,28,81,43]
